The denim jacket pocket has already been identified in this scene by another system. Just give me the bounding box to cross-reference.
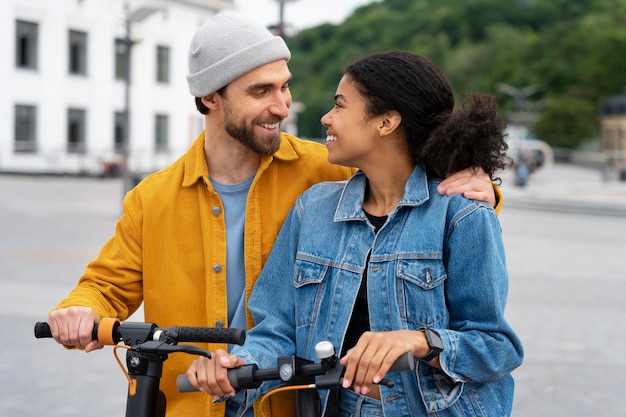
[293,258,328,327]
[397,258,446,289]
[396,258,447,327]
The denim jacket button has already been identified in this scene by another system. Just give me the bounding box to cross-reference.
[213,264,222,272]
[212,206,221,216]
[215,320,225,328]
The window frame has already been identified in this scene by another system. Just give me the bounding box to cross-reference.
[114,111,127,154]
[68,30,88,75]
[155,114,169,152]
[14,104,38,153]
[16,20,39,69]
[67,108,87,154]
[156,45,170,84]
[115,38,128,81]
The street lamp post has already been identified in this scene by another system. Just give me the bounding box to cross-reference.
[121,4,161,195]
[496,83,543,127]
[274,0,298,37]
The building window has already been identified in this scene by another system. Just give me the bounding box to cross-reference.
[114,111,127,153]
[16,20,39,69]
[14,105,37,152]
[68,109,87,153]
[69,30,87,75]
[155,114,169,151]
[115,39,128,81]
[156,45,170,83]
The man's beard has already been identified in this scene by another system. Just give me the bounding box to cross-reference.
[224,110,282,156]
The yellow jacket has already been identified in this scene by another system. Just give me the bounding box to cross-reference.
[54,131,354,416]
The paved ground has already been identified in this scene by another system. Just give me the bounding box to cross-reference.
[1,164,625,416]
[500,163,626,216]
[499,208,626,416]
[0,176,130,417]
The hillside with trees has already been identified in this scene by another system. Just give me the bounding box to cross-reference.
[285,0,626,148]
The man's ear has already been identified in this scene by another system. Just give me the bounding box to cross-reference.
[378,110,402,137]
[201,93,220,110]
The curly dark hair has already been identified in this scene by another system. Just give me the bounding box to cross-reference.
[345,51,510,183]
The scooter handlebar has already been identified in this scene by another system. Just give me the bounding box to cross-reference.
[176,351,415,393]
[34,319,245,346]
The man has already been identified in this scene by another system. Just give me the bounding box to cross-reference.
[47,12,500,417]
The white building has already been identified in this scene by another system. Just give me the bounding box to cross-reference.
[1,0,236,175]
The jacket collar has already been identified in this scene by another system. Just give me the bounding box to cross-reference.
[334,166,430,221]
[182,130,300,188]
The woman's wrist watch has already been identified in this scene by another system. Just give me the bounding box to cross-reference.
[421,328,444,362]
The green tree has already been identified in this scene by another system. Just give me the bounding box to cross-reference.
[285,0,626,144]
[533,96,598,148]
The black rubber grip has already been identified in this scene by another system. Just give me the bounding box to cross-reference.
[176,374,197,393]
[176,366,254,393]
[388,351,415,372]
[34,322,52,338]
[227,364,261,390]
[34,321,100,341]
[172,326,246,345]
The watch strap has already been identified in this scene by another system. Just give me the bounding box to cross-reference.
[421,328,443,362]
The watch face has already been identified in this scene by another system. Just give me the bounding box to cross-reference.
[426,329,444,351]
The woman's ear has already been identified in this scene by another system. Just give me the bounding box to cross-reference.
[378,110,402,136]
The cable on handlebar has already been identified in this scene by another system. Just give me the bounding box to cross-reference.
[258,385,314,417]
[111,344,138,395]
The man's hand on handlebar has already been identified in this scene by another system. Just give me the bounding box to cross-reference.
[47,306,102,352]
[186,349,247,399]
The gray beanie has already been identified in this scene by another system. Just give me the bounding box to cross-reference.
[187,13,291,97]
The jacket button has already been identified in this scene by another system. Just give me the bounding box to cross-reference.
[215,320,224,328]
[212,206,221,216]
[213,264,222,273]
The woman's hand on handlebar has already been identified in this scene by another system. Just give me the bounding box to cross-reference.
[340,330,427,396]
[186,349,246,399]
[47,306,102,352]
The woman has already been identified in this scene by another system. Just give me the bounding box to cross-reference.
[188,51,524,417]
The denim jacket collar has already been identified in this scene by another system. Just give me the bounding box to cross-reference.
[335,166,431,221]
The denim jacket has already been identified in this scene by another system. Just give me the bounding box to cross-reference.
[234,167,523,416]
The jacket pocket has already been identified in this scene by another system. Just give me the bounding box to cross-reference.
[293,258,328,327]
[396,258,446,327]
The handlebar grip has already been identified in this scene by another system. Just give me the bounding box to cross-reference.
[176,374,198,393]
[34,319,118,344]
[226,364,260,390]
[34,322,52,338]
[171,326,246,345]
[176,364,259,393]
[388,351,415,373]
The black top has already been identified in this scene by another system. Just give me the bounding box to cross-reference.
[340,211,387,357]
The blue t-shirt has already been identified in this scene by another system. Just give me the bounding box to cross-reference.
[210,174,255,417]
